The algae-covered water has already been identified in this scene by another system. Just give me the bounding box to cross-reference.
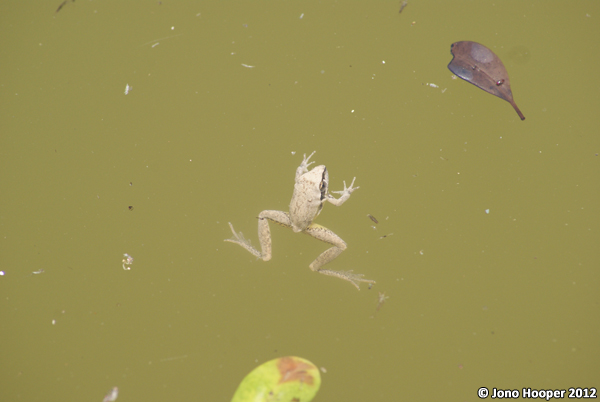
[1,2,598,401]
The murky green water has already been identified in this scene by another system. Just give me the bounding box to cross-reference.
[2,1,598,401]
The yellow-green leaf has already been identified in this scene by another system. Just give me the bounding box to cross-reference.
[231,356,321,402]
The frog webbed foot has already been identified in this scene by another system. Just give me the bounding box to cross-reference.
[224,222,263,259]
[299,151,316,172]
[331,177,359,197]
[316,269,376,291]
[327,177,359,206]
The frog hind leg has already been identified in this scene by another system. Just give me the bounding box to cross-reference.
[305,223,375,290]
[225,210,292,261]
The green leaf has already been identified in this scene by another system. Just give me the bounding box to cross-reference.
[231,356,321,402]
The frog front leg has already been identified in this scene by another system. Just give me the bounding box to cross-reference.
[305,223,375,290]
[295,151,316,181]
[326,177,359,206]
[225,210,292,261]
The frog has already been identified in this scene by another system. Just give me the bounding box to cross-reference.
[225,151,375,290]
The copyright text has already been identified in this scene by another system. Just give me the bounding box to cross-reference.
[477,387,597,400]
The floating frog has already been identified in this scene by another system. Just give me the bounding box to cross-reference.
[225,151,375,290]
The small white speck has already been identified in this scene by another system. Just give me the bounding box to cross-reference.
[485,209,490,214]
[291,151,296,155]
[351,109,354,113]
[241,63,255,68]
[171,26,175,30]
[0,271,4,276]
[52,319,56,325]
[382,60,385,64]
[299,13,304,19]
[124,84,131,95]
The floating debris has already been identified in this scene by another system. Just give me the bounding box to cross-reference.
[379,233,394,239]
[367,214,379,224]
[56,0,75,13]
[399,1,408,13]
[241,63,255,69]
[124,84,131,95]
[122,254,134,270]
[32,269,45,275]
[103,387,119,402]
[376,291,389,312]
[141,34,183,47]
[447,41,525,120]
